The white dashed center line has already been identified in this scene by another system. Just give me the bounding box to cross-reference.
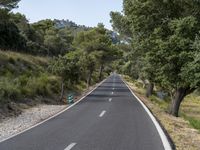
[109,98,112,102]
[111,92,114,95]
[99,110,106,117]
[64,143,77,150]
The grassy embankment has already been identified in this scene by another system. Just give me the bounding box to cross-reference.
[124,75,200,150]
[0,51,89,119]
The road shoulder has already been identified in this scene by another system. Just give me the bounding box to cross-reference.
[0,78,107,143]
[124,76,200,150]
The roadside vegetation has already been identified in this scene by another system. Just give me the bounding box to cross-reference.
[110,3,200,149]
[0,0,121,118]
[1,1,200,148]
[181,94,200,131]
[124,74,200,133]
[0,51,59,117]
[124,75,200,150]
[111,0,200,118]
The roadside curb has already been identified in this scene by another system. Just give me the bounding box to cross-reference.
[0,77,107,143]
[121,77,173,150]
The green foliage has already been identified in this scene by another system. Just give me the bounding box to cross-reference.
[1,10,81,56]
[110,11,132,41]
[0,9,26,50]
[188,118,200,131]
[0,77,21,102]
[182,42,200,88]
[0,0,20,10]
[143,16,199,90]
[0,51,59,104]
[111,0,200,116]
[0,74,60,103]
[0,2,122,110]
[181,113,200,131]
[49,51,81,84]
[120,0,200,90]
[149,95,169,110]
[74,24,120,77]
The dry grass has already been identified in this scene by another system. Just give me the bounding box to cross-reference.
[0,50,50,66]
[181,95,200,120]
[124,76,200,150]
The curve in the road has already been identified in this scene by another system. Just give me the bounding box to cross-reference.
[0,74,172,150]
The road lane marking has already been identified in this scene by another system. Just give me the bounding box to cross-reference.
[111,92,114,95]
[109,98,112,102]
[112,87,115,90]
[122,78,172,150]
[64,143,77,150]
[0,76,110,143]
[99,110,106,117]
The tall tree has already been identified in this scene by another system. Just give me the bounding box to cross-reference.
[49,51,81,101]
[110,11,132,42]
[145,16,200,116]
[74,24,119,82]
[119,0,200,116]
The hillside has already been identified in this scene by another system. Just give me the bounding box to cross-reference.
[54,19,91,36]
[0,51,61,119]
[54,19,90,30]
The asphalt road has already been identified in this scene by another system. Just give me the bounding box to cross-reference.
[0,74,168,150]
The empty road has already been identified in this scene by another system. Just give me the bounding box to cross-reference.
[0,74,171,150]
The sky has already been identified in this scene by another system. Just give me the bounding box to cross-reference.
[13,0,123,30]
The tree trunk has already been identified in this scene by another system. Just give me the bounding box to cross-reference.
[98,64,104,81]
[170,87,188,117]
[146,83,154,97]
[60,80,65,102]
[87,70,93,89]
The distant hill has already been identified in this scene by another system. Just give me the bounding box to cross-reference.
[54,19,90,31]
[54,19,120,44]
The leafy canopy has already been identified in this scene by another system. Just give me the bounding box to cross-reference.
[0,0,20,10]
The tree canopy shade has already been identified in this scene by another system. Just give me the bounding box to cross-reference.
[74,24,121,82]
[0,9,26,50]
[111,0,200,116]
[48,23,120,100]
[0,0,20,10]
[0,0,122,105]
[48,51,81,101]
[110,11,132,41]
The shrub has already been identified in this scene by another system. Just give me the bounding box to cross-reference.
[8,57,16,64]
[0,78,21,102]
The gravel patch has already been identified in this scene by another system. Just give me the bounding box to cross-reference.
[0,105,67,141]
[0,79,103,142]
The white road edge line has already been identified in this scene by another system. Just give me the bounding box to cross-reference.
[109,98,112,102]
[64,143,77,150]
[0,77,109,143]
[122,78,172,150]
[99,110,106,117]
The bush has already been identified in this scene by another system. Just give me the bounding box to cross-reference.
[8,57,16,64]
[149,95,169,110]
[47,76,60,94]
[25,73,60,97]
[0,78,21,103]
[0,73,60,104]
[0,51,60,105]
